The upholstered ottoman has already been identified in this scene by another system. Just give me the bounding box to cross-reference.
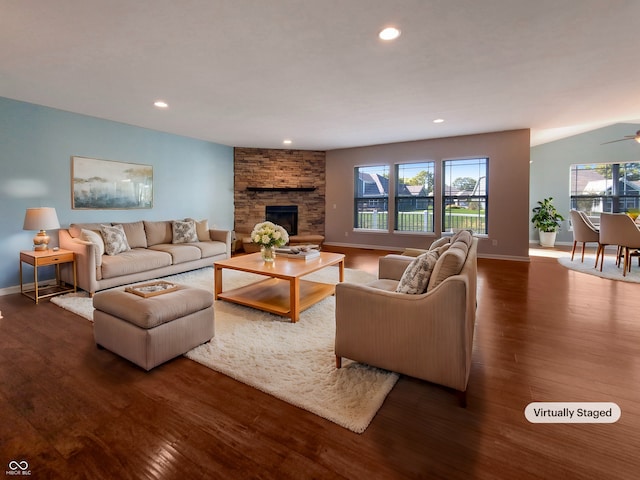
[92,285,214,371]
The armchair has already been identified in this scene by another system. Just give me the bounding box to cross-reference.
[335,238,478,406]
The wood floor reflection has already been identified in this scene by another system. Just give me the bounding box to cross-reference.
[0,247,638,479]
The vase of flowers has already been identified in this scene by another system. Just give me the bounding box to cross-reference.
[250,221,289,262]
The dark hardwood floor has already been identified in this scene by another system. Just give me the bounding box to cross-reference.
[1,247,639,479]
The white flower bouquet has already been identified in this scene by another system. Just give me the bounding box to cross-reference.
[250,221,289,248]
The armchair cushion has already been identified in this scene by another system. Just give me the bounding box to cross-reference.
[429,236,451,250]
[428,242,467,291]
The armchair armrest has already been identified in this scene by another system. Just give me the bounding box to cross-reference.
[335,277,471,391]
[378,254,413,280]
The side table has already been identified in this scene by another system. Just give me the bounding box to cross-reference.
[20,249,77,304]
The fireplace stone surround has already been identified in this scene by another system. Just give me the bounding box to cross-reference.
[234,148,326,246]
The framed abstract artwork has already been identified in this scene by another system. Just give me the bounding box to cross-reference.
[71,156,153,209]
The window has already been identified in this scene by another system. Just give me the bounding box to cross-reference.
[354,165,389,230]
[442,158,488,234]
[570,162,640,216]
[394,162,435,232]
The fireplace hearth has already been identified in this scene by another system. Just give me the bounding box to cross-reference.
[266,205,298,236]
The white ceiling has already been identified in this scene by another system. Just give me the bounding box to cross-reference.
[2,0,640,150]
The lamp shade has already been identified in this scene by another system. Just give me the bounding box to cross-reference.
[23,207,60,231]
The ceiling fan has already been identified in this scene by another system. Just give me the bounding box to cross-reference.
[601,130,640,145]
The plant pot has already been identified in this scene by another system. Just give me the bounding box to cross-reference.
[538,230,557,247]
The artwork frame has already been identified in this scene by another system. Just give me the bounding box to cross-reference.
[71,156,153,209]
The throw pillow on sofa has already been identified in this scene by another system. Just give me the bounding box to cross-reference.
[396,249,441,294]
[100,224,131,256]
[172,220,199,244]
[185,218,210,242]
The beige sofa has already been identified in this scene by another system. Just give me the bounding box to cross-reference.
[59,219,231,295]
[335,232,478,405]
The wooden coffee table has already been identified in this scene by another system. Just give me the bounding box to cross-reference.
[214,251,345,322]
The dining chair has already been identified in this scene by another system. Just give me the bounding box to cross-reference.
[569,210,599,262]
[596,212,640,276]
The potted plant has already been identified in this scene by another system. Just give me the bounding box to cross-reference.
[531,197,564,247]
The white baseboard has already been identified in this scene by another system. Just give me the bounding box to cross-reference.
[325,242,530,262]
[0,280,56,297]
[323,241,404,252]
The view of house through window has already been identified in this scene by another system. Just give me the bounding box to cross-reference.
[570,162,640,216]
[354,165,389,230]
[394,162,435,232]
[442,158,488,234]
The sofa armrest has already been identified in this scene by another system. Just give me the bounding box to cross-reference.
[59,229,98,294]
[378,254,413,280]
[208,229,232,257]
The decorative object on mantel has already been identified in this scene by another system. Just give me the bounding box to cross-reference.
[250,221,289,262]
[23,207,60,250]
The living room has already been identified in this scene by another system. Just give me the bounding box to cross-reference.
[2,2,640,478]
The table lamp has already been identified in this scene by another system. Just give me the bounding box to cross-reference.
[23,207,60,251]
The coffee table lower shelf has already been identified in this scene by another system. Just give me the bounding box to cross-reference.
[216,277,335,320]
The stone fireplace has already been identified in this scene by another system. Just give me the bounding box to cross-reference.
[234,148,326,237]
[265,205,298,235]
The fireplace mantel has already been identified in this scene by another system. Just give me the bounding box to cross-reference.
[246,187,316,192]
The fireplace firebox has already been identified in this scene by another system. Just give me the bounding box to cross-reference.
[265,205,298,236]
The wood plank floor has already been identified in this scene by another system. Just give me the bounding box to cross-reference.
[1,247,639,479]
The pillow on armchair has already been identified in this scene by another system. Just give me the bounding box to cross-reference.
[395,249,441,294]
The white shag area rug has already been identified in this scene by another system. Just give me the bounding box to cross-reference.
[51,267,399,433]
[557,254,640,283]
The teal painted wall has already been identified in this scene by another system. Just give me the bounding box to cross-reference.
[530,123,640,245]
[0,97,234,290]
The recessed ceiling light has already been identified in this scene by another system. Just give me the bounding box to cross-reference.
[379,27,401,41]
[154,100,169,108]
[433,118,445,124]
[283,139,293,145]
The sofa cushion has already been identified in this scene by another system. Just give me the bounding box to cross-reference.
[396,250,441,294]
[192,240,227,258]
[185,218,210,242]
[100,249,172,279]
[81,228,105,267]
[172,220,199,244]
[144,220,173,246]
[101,224,130,256]
[427,243,468,291]
[148,244,202,264]
[118,221,147,248]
